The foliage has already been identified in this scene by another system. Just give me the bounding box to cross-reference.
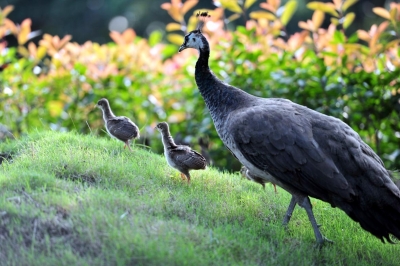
[0,1,400,172]
[0,131,399,265]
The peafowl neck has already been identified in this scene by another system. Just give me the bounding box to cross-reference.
[161,130,177,149]
[194,38,251,129]
[101,105,115,122]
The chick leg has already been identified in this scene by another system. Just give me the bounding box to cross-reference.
[180,172,191,184]
[124,141,133,152]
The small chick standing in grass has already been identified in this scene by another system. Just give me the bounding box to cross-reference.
[240,166,277,193]
[156,122,206,184]
[96,98,140,151]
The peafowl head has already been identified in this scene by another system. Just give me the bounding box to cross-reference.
[155,122,169,134]
[178,11,210,53]
[96,98,110,111]
[178,30,205,52]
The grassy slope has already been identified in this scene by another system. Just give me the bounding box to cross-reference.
[0,131,398,265]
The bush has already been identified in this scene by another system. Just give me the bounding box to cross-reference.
[0,1,399,171]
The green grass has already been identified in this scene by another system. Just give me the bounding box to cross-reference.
[0,131,398,265]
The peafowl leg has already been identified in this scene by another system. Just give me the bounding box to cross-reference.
[180,172,185,180]
[282,196,297,227]
[298,196,333,245]
[124,141,133,152]
[180,172,191,184]
[180,172,188,182]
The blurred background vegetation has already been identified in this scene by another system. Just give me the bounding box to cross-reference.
[1,0,399,172]
[3,0,390,44]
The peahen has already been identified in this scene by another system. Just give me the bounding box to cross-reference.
[177,22,400,244]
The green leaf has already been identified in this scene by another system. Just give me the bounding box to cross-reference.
[321,51,338,57]
[227,13,241,23]
[36,46,47,60]
[347,33,359,43]
[342,0,358,12]
[73,63,87,75]
[166,23,183,32]
[280,0,298,26]
[17,46,29,58]
[307,2,339,17]
[149,30,162,47]
[234,26,256,37]
[162,44,179,59]
[312,10,325,29]
[220,0,242,13]
[47,100,64,117]
[249,11,276,20]
[330,17,339,25]
[390,7,397,22]
[244,0,257,9]
[236,25,249,35]
[343,12,355,29]
[167,34,184,45]
[332,30,345,44]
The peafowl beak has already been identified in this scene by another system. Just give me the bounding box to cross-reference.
[178,44,187,52]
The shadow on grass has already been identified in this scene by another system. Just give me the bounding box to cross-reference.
[54,164,100,186]
[0,193,101,261]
